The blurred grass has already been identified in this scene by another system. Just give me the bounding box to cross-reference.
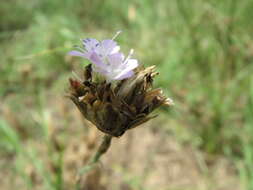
[0,0,253,189]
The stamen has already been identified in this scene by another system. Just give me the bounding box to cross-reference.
[129,49,134,56]
[112,30,122,40]
[124,49,134,64]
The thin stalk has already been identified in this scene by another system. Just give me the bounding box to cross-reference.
[75,134,113,189]
[89,134,113,164]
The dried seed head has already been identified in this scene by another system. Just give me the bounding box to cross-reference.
[68,64,173,137]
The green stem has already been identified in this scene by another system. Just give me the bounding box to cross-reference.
[77,134,113,176]
[90,134,113,164]
[75,134,112,190]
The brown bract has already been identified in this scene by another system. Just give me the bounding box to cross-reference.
[68,64,173,137]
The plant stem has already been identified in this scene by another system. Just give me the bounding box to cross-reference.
[75,134,113,190]
[77,134,113,175]
[89,134,113,164]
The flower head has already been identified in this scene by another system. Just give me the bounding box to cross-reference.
[68,32,173,137]
[69,31,138,81]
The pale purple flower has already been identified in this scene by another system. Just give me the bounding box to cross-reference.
[69,31,138,81]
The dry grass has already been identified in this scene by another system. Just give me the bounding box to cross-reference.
[0,93,242,190]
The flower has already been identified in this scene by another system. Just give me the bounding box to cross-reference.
[69,31,138,81]
[68,32,173,137]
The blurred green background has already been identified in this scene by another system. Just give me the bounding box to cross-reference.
[0,0,252,189]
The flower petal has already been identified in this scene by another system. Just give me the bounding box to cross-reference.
[111,46,120,54]
[124,59,138,70]
[101,39,117,50]
[68,50,88,58]
[114,59,138,80]
[107,53,124,67]
[96,39,120,57]
[89,52,105,68]
[92,65,109,75]
[114,70,134,80]
[83,38,100,52]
